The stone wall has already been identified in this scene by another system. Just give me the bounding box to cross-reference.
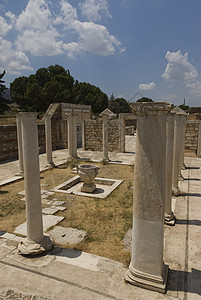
[0,123,46,162]
[185,120,200,155]
[84,118,119,152]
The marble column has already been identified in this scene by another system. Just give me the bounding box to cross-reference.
[125,102,172,293]
[72,113,78,157]
[180,114,187,171]
[165,112,176,225]
[45,114,55,167]
[67,113,77,159]
[119,114,125,152]
[16,114,24,176]
[171,107,187,195]
[103,114,109,161]
[197,121,201,158]
[18,112,52,255]
[82,120,85,150]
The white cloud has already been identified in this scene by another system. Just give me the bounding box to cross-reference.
[16,29,63,56]
[162,50,198,82]
[73,20,121,55]
[79,0,111,21]
[15,0,63,56]
[63,42,82,59]
[0,16,12,37]
[16,0,51,31]
[54,0,77,28]
[186,81,201,97]
[5,11,17,24]
[0,37,33,75]
[139,82,156,90]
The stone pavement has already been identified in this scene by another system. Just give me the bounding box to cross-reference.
[0,136,201,299]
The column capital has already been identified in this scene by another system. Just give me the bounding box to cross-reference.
[131,102,173,115]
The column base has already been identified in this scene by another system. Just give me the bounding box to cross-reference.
[164,212,176,226]
[16,171,24,177]
[172,186,180,196]
[125,264,168,294]
[18,235,53,255]
[45,162,55,168]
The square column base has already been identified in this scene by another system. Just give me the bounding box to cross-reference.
[125,264,168,294]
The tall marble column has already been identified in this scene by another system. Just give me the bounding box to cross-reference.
[45,114,55,167]
[18,112,52,255]
[119,114,125,152]
[72,113,78,157]
[16,114,24,176]
[165,112,176,225]
[125,102,172,293]
[197,121,201,158]
[180,113,187,171]
[103,114,109,161]
[67,112,77,159]
[171,107,187,195]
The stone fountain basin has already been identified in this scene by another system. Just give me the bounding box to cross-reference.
[51,175,123,199]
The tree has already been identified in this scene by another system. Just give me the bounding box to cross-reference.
[136,97,154,102]
[113,97,132,114]
[0,71,10,114]
[10,65,108,114]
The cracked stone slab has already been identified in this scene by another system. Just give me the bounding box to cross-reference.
[52,200,65,206]
[0,232,21,242]
[53,206,66,211]
[14,215,64,236]
[45,191,55,196]
[42,208,59,215]
[48,226,86,245]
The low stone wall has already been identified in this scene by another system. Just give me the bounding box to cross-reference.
[185,120,200,155]
[84,118,119,152]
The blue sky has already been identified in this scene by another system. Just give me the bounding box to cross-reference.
[0,0,201,106]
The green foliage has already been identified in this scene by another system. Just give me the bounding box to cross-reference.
[113,97,132,114]
[179,104,189,111]
[0,71,10,114]
[10,64,108,114]
[136,97,154,102]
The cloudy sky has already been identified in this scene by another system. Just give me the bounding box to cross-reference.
[0,0,201,106]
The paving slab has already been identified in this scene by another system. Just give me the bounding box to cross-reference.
[42,208,59,215]
[14,215,64,236]
[48,226,86,245]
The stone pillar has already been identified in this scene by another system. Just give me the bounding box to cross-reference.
[45,114,55,167]
[103,114,109,161]
[180,114,187,172]
[119,114,125,152]
[171,107,187,195]
[165,113,176,225]
[125,102,172,294]
[67,113,77,159]
[18,112,52,255]
[16,114,24,176]
[82,120,85,150]
[197,121,201,158]
[72,113,78,157]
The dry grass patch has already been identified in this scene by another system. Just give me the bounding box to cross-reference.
[0,161,133,266]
